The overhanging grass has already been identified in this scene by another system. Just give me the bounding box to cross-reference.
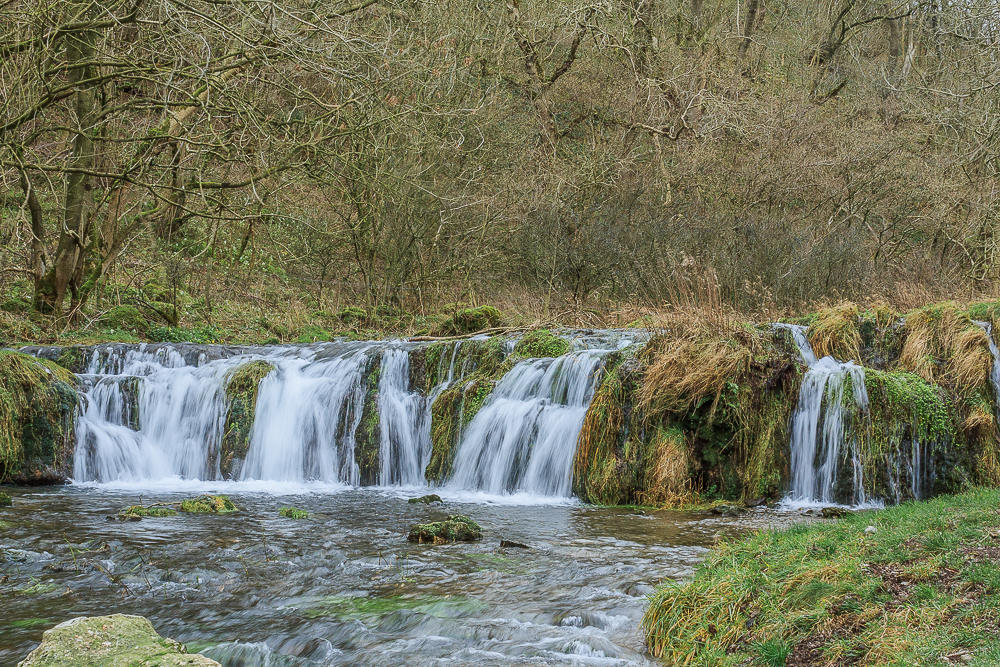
[643,488,1000,666]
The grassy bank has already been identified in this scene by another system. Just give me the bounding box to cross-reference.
[644,489,1000,666]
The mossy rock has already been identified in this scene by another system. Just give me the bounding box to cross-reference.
[98,305,150,335]
[408,494,443,504]
[513,329,571,358]
[221,361,274,478]
[0,491,11,506]
[178,494,238,514]
[296,324,333,343]
[279,506,308,519]
[338,306,368,324]
[0,352,78,484]
[355,355,382,485]
[435,306,503,336]
[18,614,219,666]
[115,504,177,520]
[52,347,88,374]
[407,514,482,544]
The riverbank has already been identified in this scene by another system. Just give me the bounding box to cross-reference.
[644,488,1000,665]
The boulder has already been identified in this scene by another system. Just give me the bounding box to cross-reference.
[18,614,219,666]
[407,494,443,505]
[408,514,482,544]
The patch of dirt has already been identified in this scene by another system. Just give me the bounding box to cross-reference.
[785,613,866,666]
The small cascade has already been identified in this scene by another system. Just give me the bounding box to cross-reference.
[774,324,870,506]
[974,320,1000,412]
[74,346,243,482]
[377,348,431,486]
[27,332,632,498]
[241,346,371,483]
[446,350,606,497]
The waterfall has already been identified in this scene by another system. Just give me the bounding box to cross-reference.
[974,321,1000,412]
[35,334,621,498]
[377,348,430,486]
[240,346,370,484]
[774,324,869,506]
[446,350,606,497]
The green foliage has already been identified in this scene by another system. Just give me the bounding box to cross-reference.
[0,352,78,483]
[296,324,333,343]
[435,306,503,336]
[337,306,368,324]
[148,324,229,343]
[178,494,238,513]
[279,506,309,519]
[513,329,570,358]
[644,488,1000,665]
[98,305,150,335]
[407,514,482,543]
[0,491,11,506]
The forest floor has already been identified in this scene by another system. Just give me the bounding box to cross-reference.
[643,488,1000,666]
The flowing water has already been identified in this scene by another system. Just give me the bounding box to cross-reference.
[974,321,1000,415]
[774,324,871,507]
[2,335,816,664]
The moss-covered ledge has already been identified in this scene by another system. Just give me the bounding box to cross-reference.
[0,351,78,484]
[220,360,273,478]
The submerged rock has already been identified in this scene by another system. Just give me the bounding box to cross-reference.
[407,494,443,505]
[279,506,308,519]
[179,495,238,514]
[112,504,178,521]
[499,539,530,549]
[0,491,11,506]
[408,515,482,544]
[710,503,747,517]
[820,506,851,518]
[18,614,219,666]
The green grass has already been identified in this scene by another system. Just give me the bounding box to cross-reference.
[643,488,1000,665]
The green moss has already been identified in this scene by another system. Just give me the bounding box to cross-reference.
[221,360,273,477]
[178,494,238,513]
[408,493,443,504]
[18,614,217,666]
[296,324,332,343]
[98,305,150,335]
[407,514,482,543]
[303,594,484,620]
[355,356,382,485]
[337,306,368,324]
[0,491,11,506]
[116,504,177,519]
[0,352,78,484]
[52,347,87,373]
[513,329,571,358]
[427,385,463,483]
[435,305,503,336]
[279,506,308,519]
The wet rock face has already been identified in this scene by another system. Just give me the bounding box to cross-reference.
[407,494,443,504]
[18,614,219,666]
[407,514,482,544]
[0,352,78,485]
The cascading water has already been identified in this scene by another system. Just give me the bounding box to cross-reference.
[446,350,607,497]
[774,324,870,506]
[974,320,1000,413]
[32,333,624,499]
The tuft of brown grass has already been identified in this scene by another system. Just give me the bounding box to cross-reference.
[900,303,990,393]
[961,403,995,438]
[636,329,756,419]
[639,428,693,506]
[808,302,861,361]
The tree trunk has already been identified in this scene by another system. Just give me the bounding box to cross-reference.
[35,2,98,315]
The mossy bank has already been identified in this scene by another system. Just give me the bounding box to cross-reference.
[644,488,1000,665]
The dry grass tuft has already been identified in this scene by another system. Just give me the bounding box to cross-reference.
[808,302,861,361]
[639,428,693,506]
[900,303,990,393]
[636,330,756,419]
